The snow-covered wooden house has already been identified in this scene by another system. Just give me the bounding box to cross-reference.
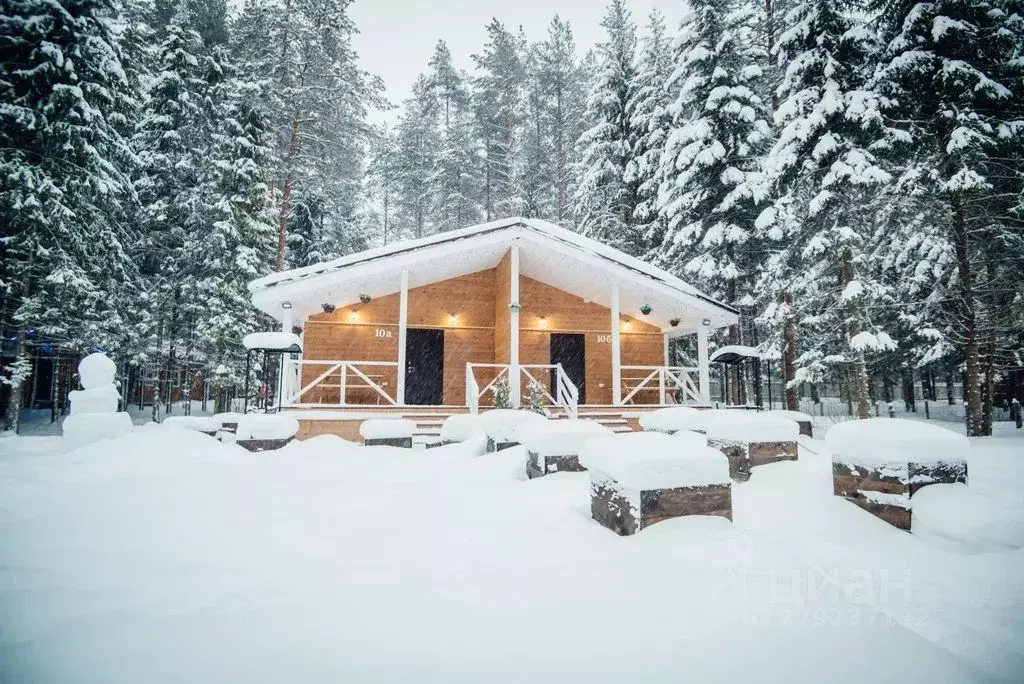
[248,218,738,440]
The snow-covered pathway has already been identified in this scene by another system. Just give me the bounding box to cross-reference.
[1,426,1022,683]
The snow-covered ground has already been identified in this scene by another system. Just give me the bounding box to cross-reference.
[1,422,1022,683]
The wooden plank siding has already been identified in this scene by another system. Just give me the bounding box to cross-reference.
[298,248,664,407]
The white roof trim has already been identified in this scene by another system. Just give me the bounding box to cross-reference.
[249,218,738,329]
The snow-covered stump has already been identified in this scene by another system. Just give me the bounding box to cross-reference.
[479,409,549,452]
[580,433,732,535]
[765,409,814,438]
[360,418,416,448]
[638,406,706,435]
[440,414,485,445]
[518,420,613,479]
[162,416,220,437]
[702,411,799,482]
[827,418,968,531]
[235,415,299,452]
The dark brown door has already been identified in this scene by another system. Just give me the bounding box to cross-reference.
[550,333,586,404]
[405,329,444,405]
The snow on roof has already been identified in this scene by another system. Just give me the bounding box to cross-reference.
[248,218,738,332]
[242,332,302,352]
[825,418,968,466]
[709,345,763,363]
[580,433,730,489]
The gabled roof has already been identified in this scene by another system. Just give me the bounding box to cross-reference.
[249,218,738,333]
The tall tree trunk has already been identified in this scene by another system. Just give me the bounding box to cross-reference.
[783,292,798,411]
[3,328,28,432]
[275,117,301,272]
[840,248,871,419]
[951,194,984,436]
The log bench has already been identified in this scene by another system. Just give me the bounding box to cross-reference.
[827,418,969,530]
[580,432,732,535]
[702,411,800,482]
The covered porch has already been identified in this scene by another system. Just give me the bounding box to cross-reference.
[249,219,738,418]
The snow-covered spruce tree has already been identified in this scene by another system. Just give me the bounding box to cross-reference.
[625,10,674,257]
[364,124,403,244]
[655,0,771,308]
[194,61,276,382]
[231,0,381,271]
[757,0,901,419]
[535,16,588,224]
[286,196,328,268]
[518,42,555,220]
[0,0,138,430]
[427,40,481,231]
[393,75,440,238]
[573,0,641,252]
[873,0,1024,435]
[132,7,210,415]
[473,19,526,220]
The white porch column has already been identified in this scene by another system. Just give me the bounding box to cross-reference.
[697,323,711,404]
[397,269,409,405]
[663,333,670,367]
[279,305,294,405]
[611,284,621,406]
[510,244,521,408]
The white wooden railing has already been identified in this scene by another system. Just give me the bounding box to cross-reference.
[465,363,578,418]
[620,365,701,405]
[283,359,399,407]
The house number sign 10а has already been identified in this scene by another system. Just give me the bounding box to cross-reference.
[375,328,393,338]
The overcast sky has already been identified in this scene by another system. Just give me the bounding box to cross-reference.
[349,0,685,119]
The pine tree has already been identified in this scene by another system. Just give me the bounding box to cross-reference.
[427,41,480,231]
[473,19,525,219]
[195,61,276,378]
[535,16,587,224]
[394,75,439,238]
[232,0,382,271]
[757,0,901,419]
[656,0,771,302]
[874,0,1024,435]
[625,10,673,257]
[573,0,640,251]
[1,0,138,430]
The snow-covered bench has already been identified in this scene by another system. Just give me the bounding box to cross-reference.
[519,420,613,478]
[638,406,705,435]
[827,418,968,530]
[580,433,732,535]
[764,409,814,437]
[440,414,485,445]
[162,416,220,436]
[359,418,416,448]
[235,415,299,452]
[703,411,799,481]
[479,409,549,452]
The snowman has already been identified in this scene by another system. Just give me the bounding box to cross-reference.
[62,353,133,448]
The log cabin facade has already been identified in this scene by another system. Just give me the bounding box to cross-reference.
[249,218,738,416]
